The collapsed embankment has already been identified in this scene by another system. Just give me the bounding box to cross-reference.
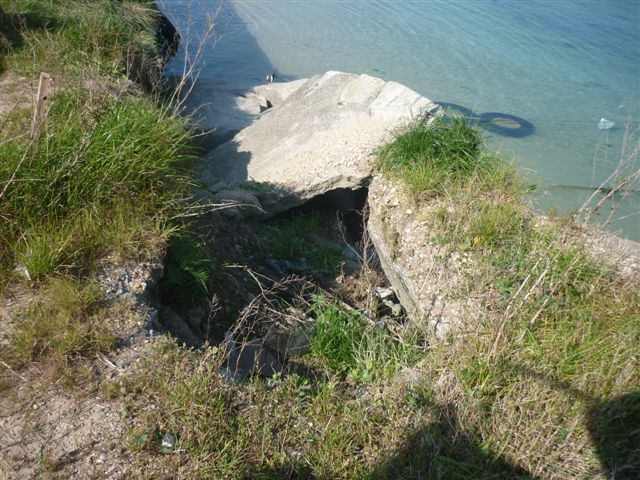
[1,2,639,478]
[134,68,639,478]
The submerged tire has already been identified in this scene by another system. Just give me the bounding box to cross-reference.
[477,112,535,138]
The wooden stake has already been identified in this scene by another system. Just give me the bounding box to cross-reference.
[32,72,51,141]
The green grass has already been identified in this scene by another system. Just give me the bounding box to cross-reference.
[0,0,160,81]
[113,336,433,479]
[6,277,115,367]
[0,0,193,389]
[0,89,192,282]
[377,117,494,196]
[83,116,639,478]
[0,0,185,283]
[376,116,640,477]
[1,3,637,477]
[308,296,418,381]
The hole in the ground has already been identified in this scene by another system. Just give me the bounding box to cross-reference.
[153,185,405,381]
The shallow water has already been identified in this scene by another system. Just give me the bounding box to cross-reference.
[160,0,640,240]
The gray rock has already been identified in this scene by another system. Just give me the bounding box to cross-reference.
[96,256,163,304]
[199,71,440,217]
[204,187,264,220]
[373,286,395,301]
[157,306,202,348]
[221,334,282,382]
[184,305,206,334]
[263,323,311,358]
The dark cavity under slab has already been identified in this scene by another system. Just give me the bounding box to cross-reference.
[274,187,369,245]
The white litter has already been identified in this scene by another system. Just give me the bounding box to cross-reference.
[598,118,615,130]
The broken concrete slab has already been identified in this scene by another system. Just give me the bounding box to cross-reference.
[169,76,308,153]
[198,71,440,217]
[172,76,271,152]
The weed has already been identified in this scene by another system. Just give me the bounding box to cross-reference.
[159,233,218,311]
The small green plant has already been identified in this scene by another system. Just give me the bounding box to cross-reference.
[239,180,270,201]
[307,296,417,380]
[159,234,218,311]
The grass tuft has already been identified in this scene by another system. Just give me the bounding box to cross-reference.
[0,89,192,282]
[6,278,115,367]
[377,117,489,195]
[308,296,418,381]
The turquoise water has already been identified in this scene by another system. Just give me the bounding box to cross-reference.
[160,0,640,240]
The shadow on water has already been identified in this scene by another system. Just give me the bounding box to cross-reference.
[437,101,536,138]
[160,0,277,84]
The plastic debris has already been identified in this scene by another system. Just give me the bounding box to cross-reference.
[385,300,403,317]
[598,118,615,130]
[160,432,176,454]
[373,286,395,300]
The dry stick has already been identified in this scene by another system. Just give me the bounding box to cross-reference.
[0,74,53,200]
[581,134,640,227]
[168,2,223,111]
[0,144,30,200]
[31,73,51,141]
[520,250,584,334]
[170,201,265,220]
[489,234,573,359]
[0,359,27,382]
